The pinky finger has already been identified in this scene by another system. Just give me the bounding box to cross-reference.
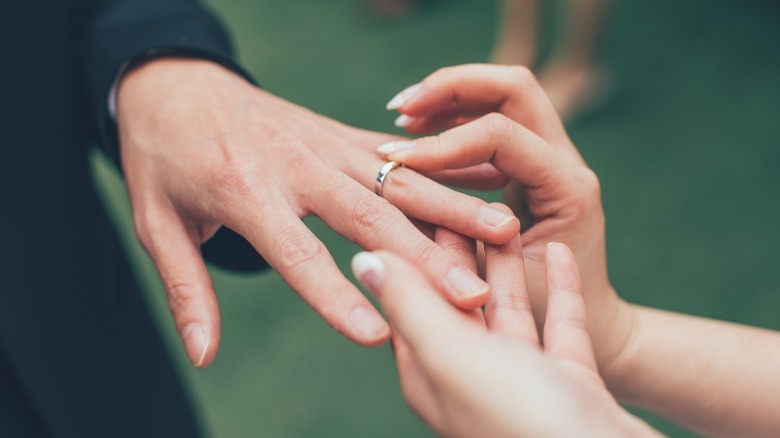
[138,209,221,368]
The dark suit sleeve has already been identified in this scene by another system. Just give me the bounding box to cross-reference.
[79,0,269,272]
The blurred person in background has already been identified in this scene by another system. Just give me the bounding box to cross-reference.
[366,0,441,19]
[491,0,609,118]
[379,63,780,437]
[369,0,609,119]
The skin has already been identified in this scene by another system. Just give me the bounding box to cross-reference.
[351,243,657,437]
[382,63,780,437]
[116,58,522,367]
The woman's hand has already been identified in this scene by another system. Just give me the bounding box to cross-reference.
[380,64,633,380]
[351,240,656,438]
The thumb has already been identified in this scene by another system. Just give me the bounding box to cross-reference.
[350,251,478,365]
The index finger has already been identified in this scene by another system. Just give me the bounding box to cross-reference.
[380,113,580,193]
[389,64,569,146]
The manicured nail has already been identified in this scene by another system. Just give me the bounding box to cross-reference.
[377,140,416,157]
[446,266,489,299]
[182,323,209,367]
[480,205,516,228]
[349,307,388,340]
[386,83,422,110]
[394,114,414,128]
[351,251,386,293]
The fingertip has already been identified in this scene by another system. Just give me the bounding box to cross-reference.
[394,114,415,128]
[545,242,584,300]
[453,290,490,309]
[351,251,386,295]
[348,252,394,346]
[444,266,491,309]
[182,322,214,368]
[386,83,422,111]
[546,241,567,252]
[348,306,391,346]
[488,202,514,215]
[546,242,576,271]
[478,204,521,245]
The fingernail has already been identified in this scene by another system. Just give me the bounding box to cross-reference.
[480,205,516,228]
[351,251,385,293]
[547,241,568,256]
[394,114,414,128]
[349,307,388,340]
[386,83,422,110]
[182,323,209,367]
[446,266,489,299]
[377,140,416,157]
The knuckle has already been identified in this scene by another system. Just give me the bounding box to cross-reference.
[216,159,257,198]
[550,300,588,331]
[425,132,451,157]
[481,112,516,142]
[350,192,397,238]
[132,206,165,249]
[581,168,602,197]
[430,65,456,82]
[413,241,450,273]
[484,288,531,316]
[272,230,325,271]
[132,219,150,248]
[437,234,473,256]
[165,280,198,316]
[508,65,538,87]
[569,168,603,218]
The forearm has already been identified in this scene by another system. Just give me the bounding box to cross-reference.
[606,305,780,437]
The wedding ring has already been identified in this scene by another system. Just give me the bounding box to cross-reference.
[375,161,402,198]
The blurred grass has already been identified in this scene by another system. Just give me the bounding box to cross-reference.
[91,0,780,436]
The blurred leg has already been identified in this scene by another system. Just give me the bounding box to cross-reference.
[539,0,609,119]
[491,0,540,66]
[557,0,605,65]
[366,0,441,19]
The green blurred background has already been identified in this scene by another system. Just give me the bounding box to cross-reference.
[92,0,780,436]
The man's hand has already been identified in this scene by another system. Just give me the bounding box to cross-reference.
[381,64,633,378]
[351,242,657,437]
[116,59,520,367]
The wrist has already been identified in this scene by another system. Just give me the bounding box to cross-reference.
[119,57,243,101]
[116,58,253,148]
[598,299,642,398]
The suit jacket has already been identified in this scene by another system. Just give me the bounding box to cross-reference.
[0,0,265,436]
